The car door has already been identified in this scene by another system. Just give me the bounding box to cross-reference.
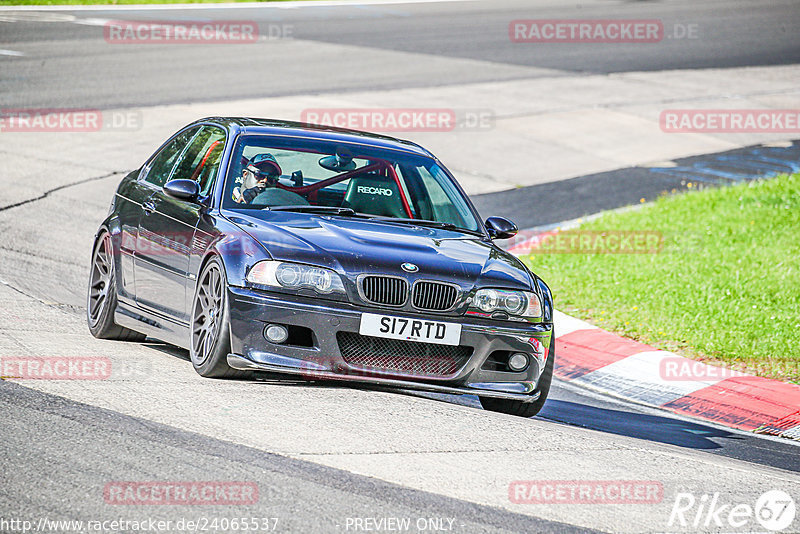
[134,125,225,322]
[114,169,152,305]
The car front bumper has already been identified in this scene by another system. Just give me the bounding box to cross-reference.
[226,286,553,402]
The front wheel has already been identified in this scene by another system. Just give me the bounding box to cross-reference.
[190,257,248,379]
[87,232,146,341]
[479,331,555,417]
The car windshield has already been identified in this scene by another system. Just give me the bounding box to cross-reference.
[222,134,481,232]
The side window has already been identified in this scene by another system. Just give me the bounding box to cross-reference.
[416,165,471,228]
[142,127,200,188]
[171,125,227,196]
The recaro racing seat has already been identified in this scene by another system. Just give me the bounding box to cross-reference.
[342,175,406,218]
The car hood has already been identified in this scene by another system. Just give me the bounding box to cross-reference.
[225,210,533,290]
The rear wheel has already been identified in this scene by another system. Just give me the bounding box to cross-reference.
[87,232,146,341]
[190,257,248,379]
[479,331,555,417]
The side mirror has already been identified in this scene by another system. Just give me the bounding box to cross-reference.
[485,216,518,240]
[163,179,200,202]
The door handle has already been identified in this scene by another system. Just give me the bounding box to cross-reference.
[142,200,156,215]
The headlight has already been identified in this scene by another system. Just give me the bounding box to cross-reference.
[470,288,542,320]
[246,260,345,295]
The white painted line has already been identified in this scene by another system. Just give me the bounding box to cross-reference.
[71,17,112,26]
[0,49,24,56]
[574,350,728,406]
[555,376,800,447]
[762,141,794,148]
[0,0,475,12]
[0,12,75,21]
[782,425,800,440]
[554,309,598,338]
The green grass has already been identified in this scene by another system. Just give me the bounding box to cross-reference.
[0,0,296,4]
[522,173,800,383]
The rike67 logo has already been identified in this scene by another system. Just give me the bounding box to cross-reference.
[669,490,796,531]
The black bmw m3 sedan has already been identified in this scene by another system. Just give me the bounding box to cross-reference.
[88,117,555,417]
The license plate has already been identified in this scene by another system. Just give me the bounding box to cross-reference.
[359,313,461,346]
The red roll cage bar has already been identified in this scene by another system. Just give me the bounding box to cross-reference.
[236,150,414,218]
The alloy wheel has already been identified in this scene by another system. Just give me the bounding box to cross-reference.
[192,263,224,366]
[88,234,113,327]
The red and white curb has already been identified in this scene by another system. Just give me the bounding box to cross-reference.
[552,310,800,440]
[502,222,799,439]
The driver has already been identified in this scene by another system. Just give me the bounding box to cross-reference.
[233,153,282,204]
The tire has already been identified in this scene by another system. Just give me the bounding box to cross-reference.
[190,257,249,379]
[87,232,146,342]
[479,331,555,418]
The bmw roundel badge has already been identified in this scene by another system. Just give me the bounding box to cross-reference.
[401,262,419,273]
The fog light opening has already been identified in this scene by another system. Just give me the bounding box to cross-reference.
[508,352,530,372]
[264,324,289,344]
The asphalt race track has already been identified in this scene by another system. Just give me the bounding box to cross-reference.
[1,0,799,108]
[1,1,799,533]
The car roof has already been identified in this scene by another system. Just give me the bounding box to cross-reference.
[193,117,435,158]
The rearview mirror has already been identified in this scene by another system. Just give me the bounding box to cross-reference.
[319,146,356,172]
[485,216,518,240]
[163,179,200,202]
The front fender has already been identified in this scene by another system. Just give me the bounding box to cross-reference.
[534,275,554,324]
[92,214,137,304]
[199,215,272,288]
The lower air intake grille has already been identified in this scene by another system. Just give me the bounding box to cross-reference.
[337,332,472,377]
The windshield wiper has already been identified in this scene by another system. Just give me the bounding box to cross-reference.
[266,205,360,216]
[374,217,481,235]
[265,208,481,235]
[379,217,457,229]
